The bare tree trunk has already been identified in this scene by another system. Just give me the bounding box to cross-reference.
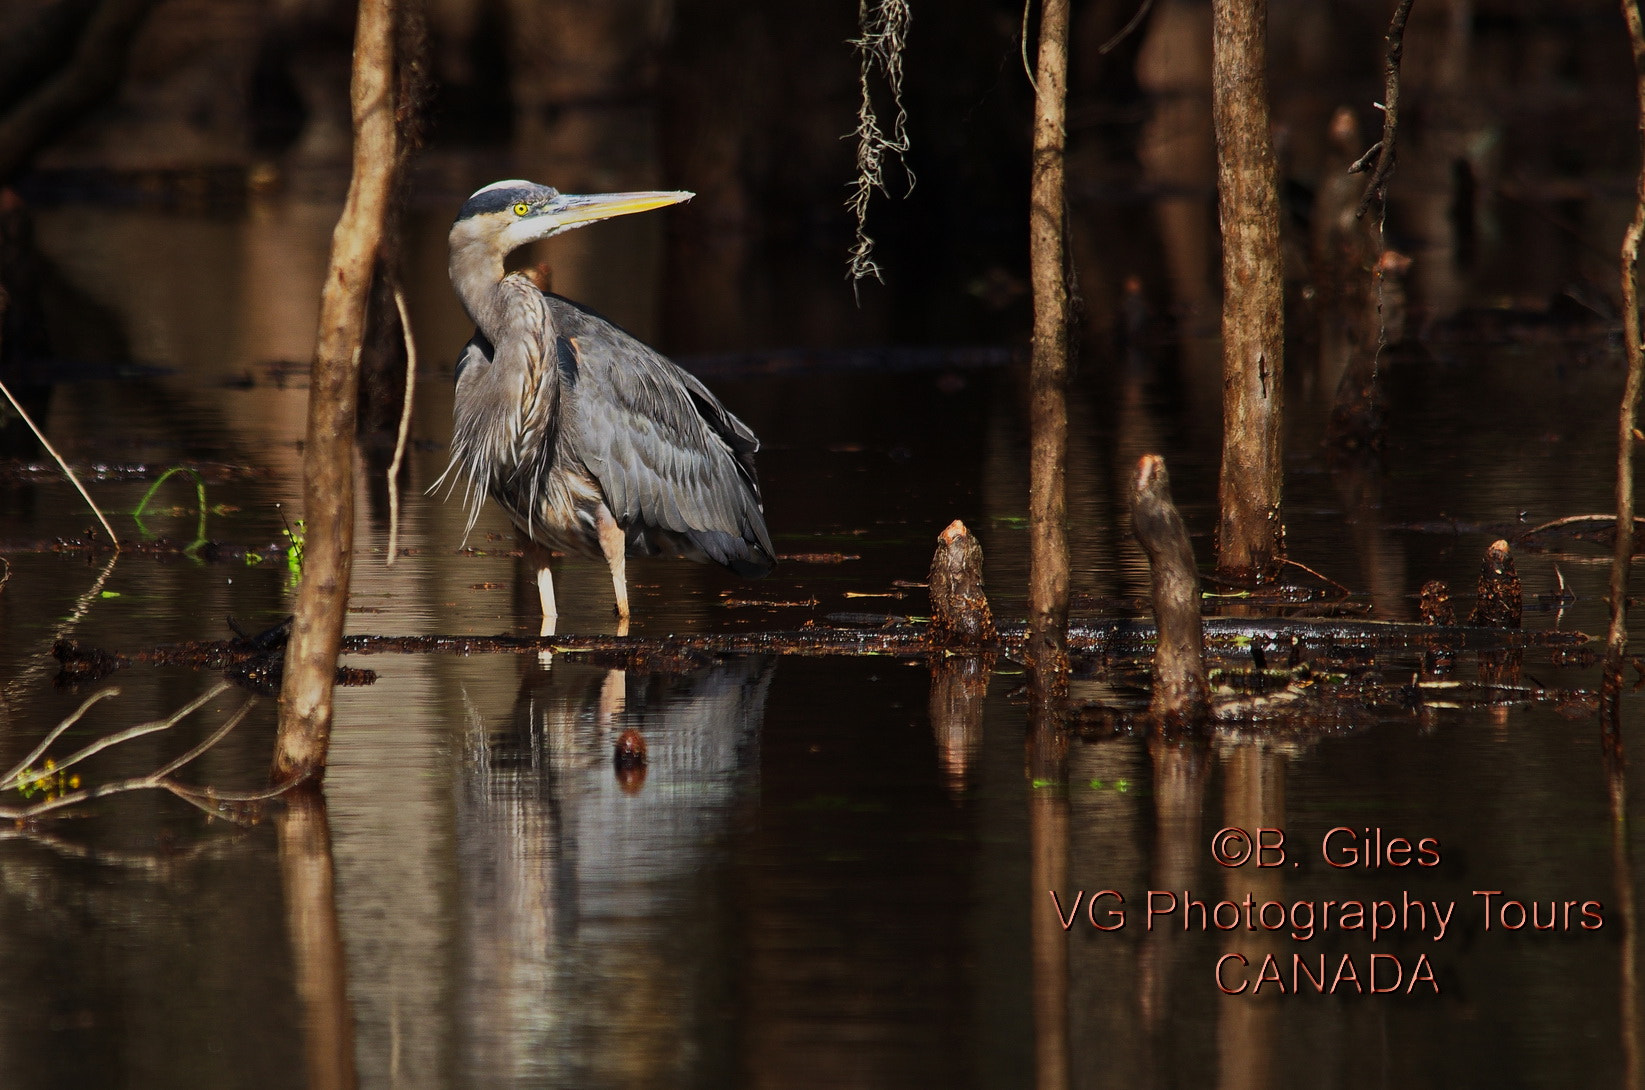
[1211,0,1286,582]
[275,0,406,784]
[1609,0,1645,679]
[1028,0,1073,694]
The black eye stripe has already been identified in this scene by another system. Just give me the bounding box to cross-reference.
[456,184,559,222]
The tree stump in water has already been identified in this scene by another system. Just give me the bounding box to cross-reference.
[1130,455,1209,726]
[1418,580,1455,626]
[1469,539,1522,628]
[927,520,997,648]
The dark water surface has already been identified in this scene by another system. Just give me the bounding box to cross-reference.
[1,165,1642,1090]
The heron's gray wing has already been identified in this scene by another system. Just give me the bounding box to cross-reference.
[547,295,774,576]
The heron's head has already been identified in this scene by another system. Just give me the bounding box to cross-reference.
[450,179,693,262]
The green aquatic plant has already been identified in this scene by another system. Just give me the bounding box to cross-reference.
[279,506,306,585]
[132,466,209,554]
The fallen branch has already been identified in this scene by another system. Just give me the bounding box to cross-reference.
[0,681,265,822]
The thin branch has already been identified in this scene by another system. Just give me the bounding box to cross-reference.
[0,686,122,787]
[0,684,254,822]
[1098,0,1156,55]
[1610,0,1645,671]
[385,282,417,566]
[1356,0,1415,218]
[0,374,119,549]
[1525,513,1645,536]
[1021,0,1037,89]
[1279,557,1353,597]
[149,691,253,779]
[0,681,232,791]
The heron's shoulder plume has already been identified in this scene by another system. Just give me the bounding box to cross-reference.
[455,179,559,222]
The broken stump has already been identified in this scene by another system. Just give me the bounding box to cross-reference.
[1130,455,1209,725]
[928,520,997,648]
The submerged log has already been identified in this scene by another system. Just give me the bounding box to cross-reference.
[927,520,998,648]
[1130,455,1209,725]
[53,616,1588,687]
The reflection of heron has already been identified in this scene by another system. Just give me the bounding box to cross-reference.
[455,656,774,1082]
[439,180,775,631]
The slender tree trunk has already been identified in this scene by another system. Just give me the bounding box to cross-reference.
[1211,0,1286,581]
[275,0,406,784]
[1609,0,1645,678]
[1027,0,1072,693]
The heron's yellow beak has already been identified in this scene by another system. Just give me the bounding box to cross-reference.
[542,190,694,229]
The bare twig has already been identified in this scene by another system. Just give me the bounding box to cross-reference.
[0,374,119,549]
[1355,0,1415,219]
[0,682,230,793]
[0,686,122,788]
[1098,0,1156,55]
[0,682,261,822]
[1525,513,1645,536]
[1020,0,1037,89]
[1280,557,1353,597]
[385,282,417,566]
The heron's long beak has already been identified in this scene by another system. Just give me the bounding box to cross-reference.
[541,190,694,230]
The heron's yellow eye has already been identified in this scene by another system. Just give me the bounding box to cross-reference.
[513,202,530,216]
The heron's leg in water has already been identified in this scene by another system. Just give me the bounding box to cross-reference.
[522,533,557,636]
[595,504,630,635]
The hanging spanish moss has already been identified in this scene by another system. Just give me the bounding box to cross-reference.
[846,0,913,288]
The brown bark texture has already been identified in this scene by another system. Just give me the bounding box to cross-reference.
[1130,455,1209,725]
[1027,0,1073,691]
[0,0,162,184]
[274,0,405,784]
[1211,0,1286,581]
[1610,0,1645,674]
[927,519,997,648]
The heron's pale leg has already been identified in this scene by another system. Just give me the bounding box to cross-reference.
[536,566,557,637]
[595,505,630,635]
[521,533,558,637]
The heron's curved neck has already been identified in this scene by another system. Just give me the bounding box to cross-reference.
[449,238,513,343]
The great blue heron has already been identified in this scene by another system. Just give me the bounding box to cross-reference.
[439,179,775,632]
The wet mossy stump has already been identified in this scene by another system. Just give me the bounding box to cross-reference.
[1130,455,1210,727]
